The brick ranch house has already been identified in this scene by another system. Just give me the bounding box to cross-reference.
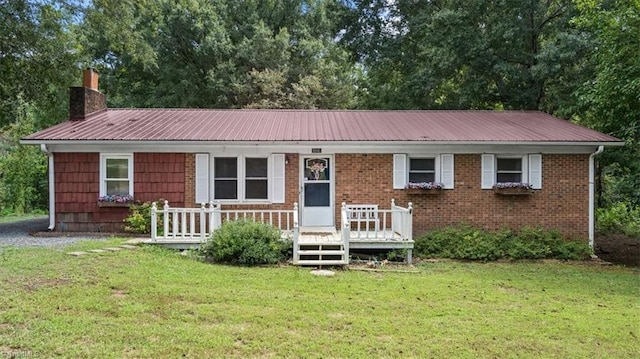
[22,69,622,252]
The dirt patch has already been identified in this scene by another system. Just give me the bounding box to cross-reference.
[30,231,138,238]
[111,289,127,299]
[22,278,71,292]
[595,233,640,267]
[0,346,37,358]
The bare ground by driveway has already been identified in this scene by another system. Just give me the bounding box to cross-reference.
[0,217,111,247]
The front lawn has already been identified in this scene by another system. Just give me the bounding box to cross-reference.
[0,240,637,358]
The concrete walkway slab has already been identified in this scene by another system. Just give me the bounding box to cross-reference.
[67,251,88,256]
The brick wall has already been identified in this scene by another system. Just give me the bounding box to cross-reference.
[334,153,590,240]
[54,153,185,232]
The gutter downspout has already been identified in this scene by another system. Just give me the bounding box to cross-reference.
[40,144,55,230]
[589,145,604,250]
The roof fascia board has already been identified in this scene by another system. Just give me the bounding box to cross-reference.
[36,142,614,155]
[20,140,624,147]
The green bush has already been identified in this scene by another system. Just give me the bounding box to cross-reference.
[414,226,591,261]
[0,98,48,215]
[124,200,166,234]
[200,219,291,265]
[596,202,640,237]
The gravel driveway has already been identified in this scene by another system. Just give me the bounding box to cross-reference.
[0,217,111,247]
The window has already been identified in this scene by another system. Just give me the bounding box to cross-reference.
[481,154,542,189]
[214,157,238,200]
[496,157,523,183]
[393,154,455,189]
[202,155,279,202]
[100,154,133,196]
[409,158,436,183]
[245,157,268,199]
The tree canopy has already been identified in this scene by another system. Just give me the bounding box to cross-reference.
[0,0,637,212]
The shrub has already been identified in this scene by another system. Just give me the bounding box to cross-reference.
[414,226,591,261]
[200,219,291,265]
[123,200,166,234]
[414,226,503,261]
[596,202,640,237]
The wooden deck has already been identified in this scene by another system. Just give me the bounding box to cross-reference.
[297,226,413,248]
[146,200,414,264]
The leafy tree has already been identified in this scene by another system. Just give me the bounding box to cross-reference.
[0,0,83,128]
[81,0,356,110]
[573,0,640,207]
[0,96,48,214]
[343,0,590,111]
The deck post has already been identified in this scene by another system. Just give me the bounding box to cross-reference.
[163,200,170,239]
[209,201,219,231]
[199,202,206,239]
[407,202,413,241]
[341,202,350,264]
[293,202,299,264]
[151,202,157,241]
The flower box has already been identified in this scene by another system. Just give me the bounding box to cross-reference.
[405,188,443,195]
[98,195,134,207]
[404,181,444,194]
[97,201,132,207]
[493,187,533,196]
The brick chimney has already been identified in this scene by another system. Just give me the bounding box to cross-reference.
[69,68,107,121]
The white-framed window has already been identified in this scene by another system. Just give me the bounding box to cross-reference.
[245,157,268,200]
[214,157,239,200]
[481,154,542,189]
[393,154,455,189]
[99,153,134,196]
[409,158,436,183]
[195,154,285,203]
[496,157,524,183]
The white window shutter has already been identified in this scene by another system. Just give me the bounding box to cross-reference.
[481,154,495,189]
[271,154,286,203]
[393,154,407,189]
[440,154,455,189]
[195,154,209,203]
[529,154,542,189]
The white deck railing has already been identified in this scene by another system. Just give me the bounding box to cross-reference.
[150,201,299,242]
[342,199,413,240]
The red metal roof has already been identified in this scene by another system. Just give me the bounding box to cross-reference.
[23,109,621,143]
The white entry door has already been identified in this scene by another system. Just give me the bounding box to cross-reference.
[301,156,334,227]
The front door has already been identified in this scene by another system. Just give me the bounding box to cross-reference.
[301,156,334,227]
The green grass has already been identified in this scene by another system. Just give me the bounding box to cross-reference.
[0,240,638,358]
[0,213,47,223]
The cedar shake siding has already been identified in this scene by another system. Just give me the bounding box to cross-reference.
[55,153,185,232]
[134,153,185,205]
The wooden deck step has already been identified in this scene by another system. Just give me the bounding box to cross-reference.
[298,242,343,248]
[296,260,348,266]
[297,250,345,256]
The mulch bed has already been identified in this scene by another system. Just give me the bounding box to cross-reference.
[595,233,640,268]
